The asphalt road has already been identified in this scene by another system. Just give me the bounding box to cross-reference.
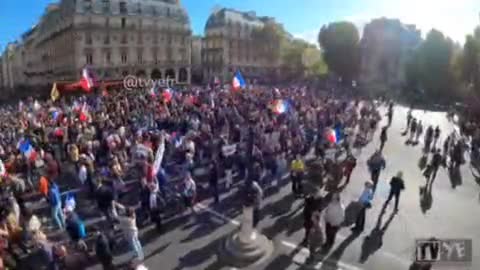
[20,104,480,270]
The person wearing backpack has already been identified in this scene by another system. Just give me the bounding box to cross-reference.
[48,181,65,230]
[383,171,405,212]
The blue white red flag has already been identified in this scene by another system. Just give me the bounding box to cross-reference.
[272,99,290,114]
[18,139,37,161]
[232,71,246,91]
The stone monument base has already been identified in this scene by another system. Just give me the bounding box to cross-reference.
[219,230,274,268]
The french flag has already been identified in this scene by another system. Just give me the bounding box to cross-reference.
[232,71,246,91]
[326,127,343,144]
[80,67,95,92]
[18,139,37,161]
[79,102,89,122]
[272,99,290,115]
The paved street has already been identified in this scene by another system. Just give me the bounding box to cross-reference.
[22,104,479,270]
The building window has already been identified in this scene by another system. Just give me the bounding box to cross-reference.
[138,33,143,44]
[136,3,141,14]
[137,51,143,64]
[105,18,110,27]
[86,53,93,65]
[106,52,111,63]
[84,0,92,12]
[153,34,158,44]
[119,1,127,14]
[104,34,110,44]
[121,18,126,29]
[166,8,170,17]
[102,0,110,13]
[152,6,157,16]
[85,33,92,45]
[121,34,127,44]
[121,52,127,64]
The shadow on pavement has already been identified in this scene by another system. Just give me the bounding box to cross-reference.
[180,212,223,243]
[419,183,433,214]
[319,231,362,270]
[173,236,224,270]
[359,209,396,263]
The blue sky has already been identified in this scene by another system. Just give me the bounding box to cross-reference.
[1,0,479,52]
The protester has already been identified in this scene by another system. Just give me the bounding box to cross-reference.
[383,171,405,212]
[94,227,114,270]
[48,181,65,230]
[290,154,305,198]
[352,181,374,232]
[379,126,388,151]
[116,205,144,261]
[367,151,386,193]
[324,192,345,248]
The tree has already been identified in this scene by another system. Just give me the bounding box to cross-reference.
[318,21,360,83]
[281,39,311,78]
[416,29,455,101]
[462,30,480,95]
[252,22,288,66]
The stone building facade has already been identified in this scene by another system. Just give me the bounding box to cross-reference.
[1,0,192,89]
[359,18,422,90]
[202,8,279,84]
[190,35,203,84]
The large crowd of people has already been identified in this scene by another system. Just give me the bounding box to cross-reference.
[0,85,477,270]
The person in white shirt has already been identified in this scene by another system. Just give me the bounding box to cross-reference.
[324,192,345,247]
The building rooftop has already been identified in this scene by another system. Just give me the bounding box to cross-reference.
[205,8,268,30]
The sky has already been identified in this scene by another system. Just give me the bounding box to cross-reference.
[1,0,479,52]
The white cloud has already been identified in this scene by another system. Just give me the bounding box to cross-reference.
[293,29,319,46]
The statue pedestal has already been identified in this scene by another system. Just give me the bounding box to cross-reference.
[219,206,273,268]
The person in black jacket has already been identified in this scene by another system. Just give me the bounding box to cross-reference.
[383,171,405,212]
[93,227,114,270]
[209,159,220,203]
[379,126,388,152]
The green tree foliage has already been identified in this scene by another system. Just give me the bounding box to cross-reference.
[318,21,360,83]
[462,28,480,95]
[405,29,458,102]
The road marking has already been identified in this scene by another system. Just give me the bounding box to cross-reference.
[195,202,412,269]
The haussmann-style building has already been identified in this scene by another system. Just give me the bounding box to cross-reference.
[202,8,281,84]
[1,0,192,90]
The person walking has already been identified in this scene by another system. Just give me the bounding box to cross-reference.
[342,153,357,185]
[432,126,441,150]
[425,149,443,184]
[209,159,220,204]
[424,126,434,151]
[308,209,323,259]
[94,227,114,270]
[48,181,65,230]
[290,154,305,198]
[181,172,197,214]
[409,118,417,143]
[324,193,345,248]
[367,151,386,194]
[302,194,316,246]
[383,171,405,212]
[116,206,144,261]
[415,121,424,144]
[352,181,374,232]
[379,126,388,152]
